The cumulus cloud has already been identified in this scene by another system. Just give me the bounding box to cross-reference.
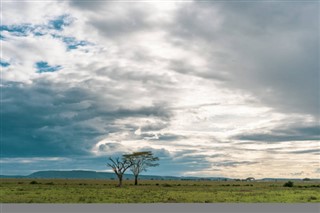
[167,1,319,116]
[2,0,319,178]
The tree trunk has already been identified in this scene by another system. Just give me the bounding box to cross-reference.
[134,175,138,185]
[117,175,123,187]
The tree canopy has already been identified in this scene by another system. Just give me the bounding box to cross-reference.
[125,151,159,185]
[107,156,133,187]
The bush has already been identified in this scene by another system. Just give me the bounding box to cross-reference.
[45,182,54,185]
[29,180,38,184]
[283,181,294,187]
[162,183,172,187]
[308,196,317,201]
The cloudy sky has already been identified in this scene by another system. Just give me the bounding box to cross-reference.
[1,0,319,178]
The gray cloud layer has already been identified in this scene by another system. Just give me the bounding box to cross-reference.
[168,1,319,116]
[235,125,320,142]
[2,1,319,177]
[2,79,172,157]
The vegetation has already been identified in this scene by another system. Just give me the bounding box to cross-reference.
[107,151,159,186]
[29,181,39,185]
[283,181,294,187]
[107,156,133,187]
[1,179,319,203]
[2,152,319,203]
[124,151,159,185]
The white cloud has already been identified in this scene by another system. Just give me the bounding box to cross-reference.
[2,0,319,178]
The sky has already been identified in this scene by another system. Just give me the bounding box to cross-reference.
[1,0,319,179]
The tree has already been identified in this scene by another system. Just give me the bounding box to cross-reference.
[245,177,255,182]
[107,156,133,187]
[283,181,294,187]
[125,151,159,185]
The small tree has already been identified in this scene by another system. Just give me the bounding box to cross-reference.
[245,177,255,182]
[107,156,133,187]
[283,181,294,187]
[125,151,159,185]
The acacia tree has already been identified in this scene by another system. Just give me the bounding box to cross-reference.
[125,151,159,185]
[107,156,133,187]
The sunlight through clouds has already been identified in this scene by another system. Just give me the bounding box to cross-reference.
[2,0,319,178]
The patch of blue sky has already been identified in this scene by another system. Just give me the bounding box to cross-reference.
[0,14,73,38]
[0,60,10,67]
[63,37,91,50]
[0,24,33,37]
[52,34,91,50]
[48,15,74,31]
[1,23,49,38]
[35,61,62,73]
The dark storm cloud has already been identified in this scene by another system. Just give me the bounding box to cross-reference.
[234,125,320,142]
[2,79,172,157]
[168,1,319,117]
[3,82,102,157]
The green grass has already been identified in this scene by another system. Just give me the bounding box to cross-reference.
[1,179,319,203]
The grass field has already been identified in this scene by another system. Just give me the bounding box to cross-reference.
[1,179,319,203]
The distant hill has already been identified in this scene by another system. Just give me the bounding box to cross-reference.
[1,171,318,181]
[0,170,229,181]
[0,175,26,179]
[27,170,115,179]
[260,178,315,181]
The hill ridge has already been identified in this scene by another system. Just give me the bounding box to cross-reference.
[1,170,229,180]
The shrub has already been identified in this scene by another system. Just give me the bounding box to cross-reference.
[308,196,317,201]
[29,181,38,184]
[45,182,54,185]
[283,181,294,187]
[162,183,172,187]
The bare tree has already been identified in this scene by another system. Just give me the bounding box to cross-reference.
[125,151,159,185]
[107,156,133,187]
